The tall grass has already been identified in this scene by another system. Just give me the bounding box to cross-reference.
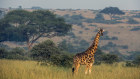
[0,59,140,79]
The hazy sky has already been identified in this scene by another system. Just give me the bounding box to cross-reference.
[0,0,140,10]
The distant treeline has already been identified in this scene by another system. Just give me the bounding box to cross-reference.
[0,40,140,67]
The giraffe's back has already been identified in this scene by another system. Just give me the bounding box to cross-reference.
[73,52,94,65]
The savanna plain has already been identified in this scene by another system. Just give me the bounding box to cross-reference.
[0,59,140,79]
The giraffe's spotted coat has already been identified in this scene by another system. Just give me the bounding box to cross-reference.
[72,28,104,74]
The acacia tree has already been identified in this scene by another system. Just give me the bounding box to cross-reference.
[100,7,125,20]
[0,10,72,50]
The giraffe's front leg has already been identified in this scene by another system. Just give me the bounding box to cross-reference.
[88,63,93,74]
[85,64,89,74]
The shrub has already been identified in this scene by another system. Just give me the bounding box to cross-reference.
[0,48,8,58]
[127,18,139,24]
[31,40,73,68]
[130,27,140,31]
[101,54,119,64]
[94,13,104,20]
[125,61,135,67]
[7,47,28,60]
[133,13,140,18]
[79,31,83,34]
[93,20,122,24]
[31,40,61,61]
[94,61,101,65]
[62,14,84,26]
[133,55,140,66]
[0,47,28,60]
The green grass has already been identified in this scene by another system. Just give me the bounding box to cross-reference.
[0,59,140,79]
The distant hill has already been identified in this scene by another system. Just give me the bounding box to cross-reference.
[2,9,140,59]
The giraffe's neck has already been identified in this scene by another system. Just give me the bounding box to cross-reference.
[85,32,101,54]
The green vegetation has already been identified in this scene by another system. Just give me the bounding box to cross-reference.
[101,54,119,64]
[0,10,72,50]
[58,39,89,53]
[94,20,122,24]
[0,47,28,60]
[31,40,73,68]
[94,13,105,20]
[125,55,140,67]
[62,14,84,26]
[0,60,140,79]
[0,9,140,79]
[100,7,125,20]
[101,42,128,51]
[127,18,139,24]
[130,26,140,31]
[133,13,140,18]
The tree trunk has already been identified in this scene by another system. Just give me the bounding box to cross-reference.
[109,14,113,21]
[27,33,44,51]
[27,40,31,51]
[28,43,33,51]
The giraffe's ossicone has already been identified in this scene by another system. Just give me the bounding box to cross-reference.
[72,28,104,75]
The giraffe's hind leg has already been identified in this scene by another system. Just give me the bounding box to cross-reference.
[74,63,80,75]
[85,64,89,74]
[88,63,93,74]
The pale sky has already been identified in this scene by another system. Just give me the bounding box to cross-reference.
[0,0,140,10]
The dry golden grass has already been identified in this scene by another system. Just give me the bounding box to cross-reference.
[0,59,140,79]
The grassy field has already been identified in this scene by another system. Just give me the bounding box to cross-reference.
[0,59,140,79]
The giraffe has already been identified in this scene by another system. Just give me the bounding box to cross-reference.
[72,28,104,75]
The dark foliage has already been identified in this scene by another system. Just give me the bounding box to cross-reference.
[130,27,140,31]
[31,40,73,68]
[125,61,135,67]
[127,18,139,24]
[100,7,125,15]
[0,10,72,50]
[94,13,104,20]
[100,7,125,21]
[133,55,140,66]
[58,39,89,53]
[0,47,28,60]
[62,14,84,26]
[101,54,119,64]
[133,13,140,18]
[31,40,61,60]
[0,48,8,58]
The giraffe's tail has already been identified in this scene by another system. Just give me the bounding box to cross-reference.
[72,67,75,75]
[72,67,75,73]
[72,64,75,74]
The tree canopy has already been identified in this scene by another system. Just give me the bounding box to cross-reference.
[31,40,73,67]
[100,7,125,20]
[0,10,72,50]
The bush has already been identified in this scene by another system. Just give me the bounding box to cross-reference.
[125,55,140,67]
[0,47,28,60]
[133,13,140,18]
[93,20,122,24]
[31,40,73,68]
[94,61,101,65]
[133,55,140,66]
[125,61,135,67]
[0,48,8,58]
[127,18,139,24]
[101,54,119,64]
[31,40,61,61]
[7,47,28,60]
[62,14,84,26]
[94,13,104,20]
[130,27,140,31]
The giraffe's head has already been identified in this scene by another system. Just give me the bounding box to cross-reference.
[98,28,104,36]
